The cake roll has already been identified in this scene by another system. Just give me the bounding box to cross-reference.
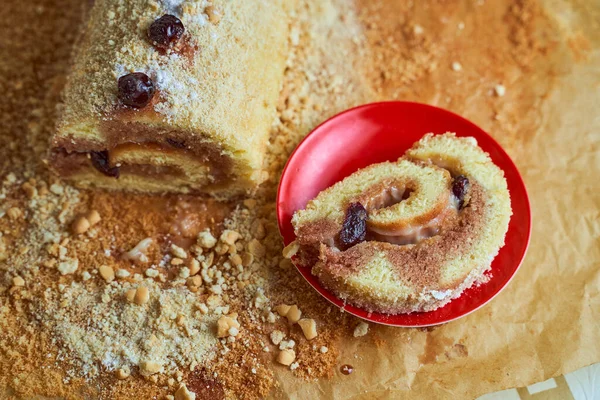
[291,133,512,314]
[50,0,294,196]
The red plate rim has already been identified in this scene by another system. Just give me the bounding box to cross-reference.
[276,101,531,327]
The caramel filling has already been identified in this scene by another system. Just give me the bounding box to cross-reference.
[363,185,460,246]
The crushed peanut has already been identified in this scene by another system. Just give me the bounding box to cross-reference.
[12,276,25,287]
[7,207,22,220]
[247,239,266,258]
[133,286,150,305]
[171,257,184,266]
[220,230,240,245]
[139,360,162,375]
[241,252,254,267]
[217,315,241,338]
[171,244,188,259]
[122,238,153,263]
[353,321,369,337]
[115,366,130,380]
[275,304,291,317]
[174,384,196,400]
[98,265,115,282]
[298,318,317,340]
[197,231,217,248]
[282,241,300,259]
[71,216,90,234]
[189,259,200,275]
[277,349,296,366]
[286,305,302,324]
[86,210,101,225]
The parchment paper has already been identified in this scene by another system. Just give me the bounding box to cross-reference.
[272,0,600,398]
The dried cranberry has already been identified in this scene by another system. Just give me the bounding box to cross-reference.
[117,73,155,108]
[90,151,120,178]
[166,138,186,149]
[339,202,368,249]
[452,175,469,208]
[148,14,185,49]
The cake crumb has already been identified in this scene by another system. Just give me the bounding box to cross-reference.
[494,84,506,97]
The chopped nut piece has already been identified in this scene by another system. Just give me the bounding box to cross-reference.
[197,231,217,248]
[189,259,200,275]
[220,230,240,245]
[298,318,317,340]
[7,207,23,220]
[290,362,299,370]
[353,321,369,337]
[270,330,285,345]
[279,339,295,350]
[115,366,130,380]
[277,349,296,366]
[134,286,150,305]
[87,210,101,225]
[229,253,242,266]
[139,360,162,375]
[282,241,300,259]
[174,384,196,400]
[214,242,229,255]
[98,265,115,282]
[49,183,64,195]
[228,244,237,254]
[21,182,37,198]
[171,257,184,266]
[247,239,266,258]
[187,275,202,288]
[12,276,25,287]
[171,244,188,259]
[275,304,291,317]
[122,238,153,263]
[279,258,293,269]
[203,252,215,267]
[71,216,91,234]
[241,252,254,267]
[116,269,130,279]
[251,220,266,240]
[286,305,302,324]
[243,199,257,209]
[126,289,136,302]
[217,315,240,338]
[57,258,79,275]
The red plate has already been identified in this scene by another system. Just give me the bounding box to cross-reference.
[276,102,531,327]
